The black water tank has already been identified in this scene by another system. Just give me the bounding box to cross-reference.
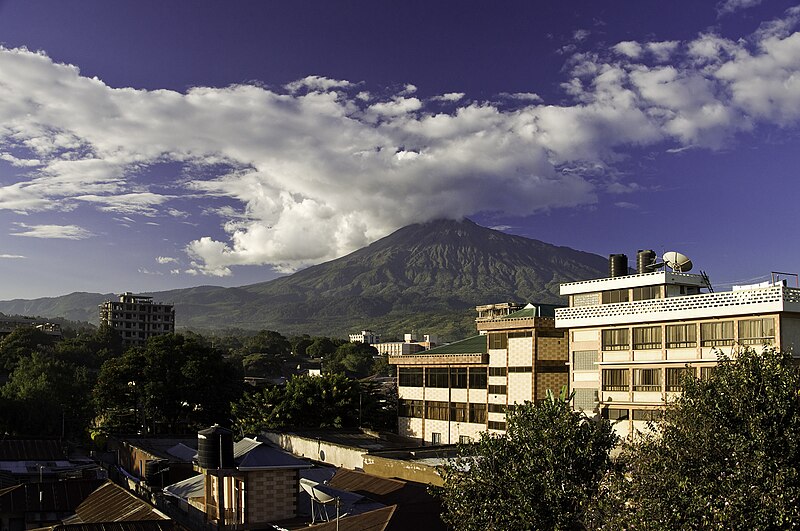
[637,249,656,274]
[609,254,628,278]
[197,425,235,469]
[145,459,168,486]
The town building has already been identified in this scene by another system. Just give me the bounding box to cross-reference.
[99,292,175,347]
[389,303,568,444]
[556,251,800,439]
[349,330,380,344]
[0,317,62,340]
[373,333,438,357]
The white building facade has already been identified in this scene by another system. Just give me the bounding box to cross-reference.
[556,264,800,439]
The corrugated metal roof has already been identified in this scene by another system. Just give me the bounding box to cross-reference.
[0,440,65,461]
[328,470,405,497]
[305,505,396,531]
[421,335,487,355]
[0,479,104,513]
[75,481,168,522]
[163,474,204,500]
[44,521,174,531]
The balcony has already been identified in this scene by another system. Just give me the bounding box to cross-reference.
[556,285,800,328]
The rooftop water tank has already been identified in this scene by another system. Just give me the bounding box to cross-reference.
[609,254,628,278]
[197,425,235,469]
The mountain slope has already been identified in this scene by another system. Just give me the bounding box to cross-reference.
[0,220,608,339]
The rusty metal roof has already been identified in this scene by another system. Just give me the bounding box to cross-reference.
[74,481,168,522]
[305,505,396,531]
[0,479,104,513]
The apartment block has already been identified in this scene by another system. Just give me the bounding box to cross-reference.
[389,303,568,444]
[99,292,175,347]
[556,252,800,439]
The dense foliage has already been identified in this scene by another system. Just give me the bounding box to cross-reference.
[232,373,397,435]
[437,391,617,531]
[593,347,800,530]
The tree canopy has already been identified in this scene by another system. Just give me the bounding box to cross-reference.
[594,347,800,530]
[437,392,616,531]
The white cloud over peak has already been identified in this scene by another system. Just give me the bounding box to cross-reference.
[10,223,93,239]
[0,8,800,276]
[0,254,26,259]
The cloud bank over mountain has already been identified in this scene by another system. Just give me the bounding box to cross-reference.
[0,6,799,276]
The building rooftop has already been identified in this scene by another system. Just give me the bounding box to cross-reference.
[557,281,800,328]
[421,335,487,356]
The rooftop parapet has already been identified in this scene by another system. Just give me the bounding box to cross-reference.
[560,270,706,296]
[556,284,800,328]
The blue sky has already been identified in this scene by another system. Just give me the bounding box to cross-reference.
[1,0,800,300]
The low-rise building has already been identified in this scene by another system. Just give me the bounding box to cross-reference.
[349,330,380,345]
[389,303,568,444]
[99,292,175,347]
[556,251,800,439]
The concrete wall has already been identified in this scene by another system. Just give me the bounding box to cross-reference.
[262,432,366,470]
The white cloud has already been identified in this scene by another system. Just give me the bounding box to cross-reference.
[499,92,543,102]
[10,222,93,239]
[613,41,643,58]
[0,9,800,276]
[0,254,26,259]
[157,256,178,264]
[717,0,762,16]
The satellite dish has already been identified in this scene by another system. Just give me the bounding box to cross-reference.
[663,251,693,272]
[300,479,336,504]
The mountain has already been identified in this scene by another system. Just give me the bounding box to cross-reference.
[0,219,609,340]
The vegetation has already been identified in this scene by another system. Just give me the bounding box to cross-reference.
[437,391,617,531]
[593,347,800,530]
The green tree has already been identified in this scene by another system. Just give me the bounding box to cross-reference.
[94,333,243,433]
[325,342,379,378]
[306,337,344,359]
[437,392,616,531]
[0,327,56,372]
[1,349,94,438]
[595,347,800,530]
[232,373,360,434]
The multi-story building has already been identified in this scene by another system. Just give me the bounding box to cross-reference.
[99,292,175,347]
[389,303,568,444]
[349,330,380,344]
[556,251,800,439]
[372,332,438,356]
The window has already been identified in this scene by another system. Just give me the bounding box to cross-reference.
[602,289,629,304]
[431,433,441,444]
[425,401,449,421]
[701,321,734,347]
[666,324,697,348]
[488,421,507,430]
[633,326,662,350]
[450,402,469,422]
[573,388,599,411]
[450,368,468,389]
[487,403,507,413]
[602,328,629,351]
[700,366,716,380]
[573,350,597,371]
[488,385,507,394]
[468,368,487,389]
[489,367,507,377]
[509,366,532,373]
[602,408,629,421]
[469,403,486,424]
[602,369,629,391]
[666,367,693,392]
[633,285,660,301]
[508,331,531,339]
[426,368,449,388]
[398,399,423,418]
[633,368,661,391]
[632,409,659,421]
[398,368,423,387]
[488,333,508,350]
[459,435,471,444]
[738,318,775,345]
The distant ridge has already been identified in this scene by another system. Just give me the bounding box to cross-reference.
[0,219,608,340]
